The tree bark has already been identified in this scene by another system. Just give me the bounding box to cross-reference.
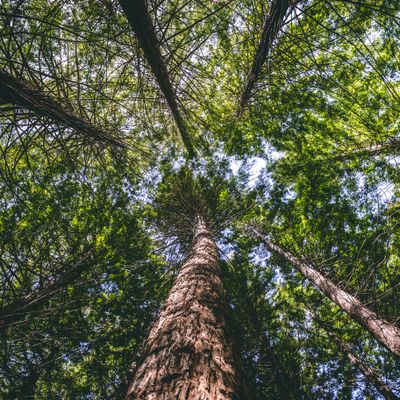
[313,315,399,400]
[126,217,248,399]
[238,0,294,114]
[0,69,125,148]
[118,0,195,158]
[250,227,400,358]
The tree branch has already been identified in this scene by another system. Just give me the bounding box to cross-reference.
[0,257,94,328]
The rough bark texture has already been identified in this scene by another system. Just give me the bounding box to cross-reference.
[238,0,293,114]
[126,218,247,399]
[251,227,400,357]
[118,0,195,158]
[0,69,124,148]
[314,315,399,400]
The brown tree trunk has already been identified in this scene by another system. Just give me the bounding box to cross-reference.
[126,217,248,399]
[250,227,400,357]
[313,315,399,400]
[118,0,195,158]
[238,0,295,114]
[0,69,124,148]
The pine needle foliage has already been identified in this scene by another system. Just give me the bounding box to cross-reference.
[1,0,400,398]
[150,166,248,255]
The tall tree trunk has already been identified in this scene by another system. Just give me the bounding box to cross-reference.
[118,0,195,158]
[238,0,294,114]
[126,217,248,399]
[250,227,400,357]
[313,314,399,400]
[0,69,125,148]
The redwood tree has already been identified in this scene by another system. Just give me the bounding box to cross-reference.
[250,226,400,358]
[126,170,249,399]
[1,0,400,398]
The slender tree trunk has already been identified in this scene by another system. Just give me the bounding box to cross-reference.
[344,346,399,400]
[0,69,124,148]
[0,257,93,329]
[250,227,400,357]
[313,315,399,400]
[126,217,248,399]
[238,0,294,113]
[118,0,195,158]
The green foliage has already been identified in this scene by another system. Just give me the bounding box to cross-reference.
[0,0,400,398]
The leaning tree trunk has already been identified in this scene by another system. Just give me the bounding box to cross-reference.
[238,0,294,114]
[0,256,94,329]
[126,217,248,399]
[118,0,195,158]
[250,227,400,358]
[0,69,124,148]
[331,334,399,400]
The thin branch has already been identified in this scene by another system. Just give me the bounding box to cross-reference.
[0,256,95,329]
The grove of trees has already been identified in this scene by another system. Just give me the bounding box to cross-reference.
[0,0,399,398]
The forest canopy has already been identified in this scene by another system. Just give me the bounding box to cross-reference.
[0,0,399,399]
